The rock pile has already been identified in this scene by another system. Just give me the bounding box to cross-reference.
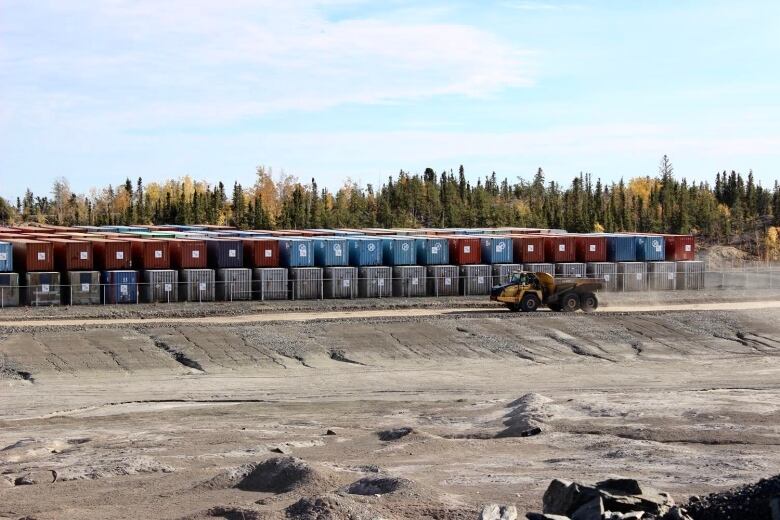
[684,474,780,520]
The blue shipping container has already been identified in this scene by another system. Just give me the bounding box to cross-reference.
[102,270,138,304]
[635,235,665,261]
[480,236,513,264]
[606,235,637,262]
[314,238,348,266]
[415,237,450,265]
[382,237,416,266]
[0,242,12,272]
[348,238,383,266]
[279,239,314,267]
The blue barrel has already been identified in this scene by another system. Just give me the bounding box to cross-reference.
[415,237,449,265]
[382,237,416,266]
[102,270,138,304]
[279,238,314,267]
[0,242,12,272]
[635,235,665,261]
[348,238,383,266]
[480,236,513,264]
[314,238,348,266]
[606,235,637,262]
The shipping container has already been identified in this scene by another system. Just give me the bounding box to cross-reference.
[606,235,637,262]
[0,242,12,272]
[129,239,170,269]
[289,267,323,299]
[7,239,54,271]
[459,264,492,295]
[169,240,207,269]
[358,266,391,298]
[48,238,93,271]
[492,263,522,285]
[206,239,243,269]
[512,235,545,263]
[617,262,647,291]
[216,268,252,301]
[392,266,426,297]
[142,270,178,303]
[647,261,676,291]
[448,236,481,265]
[586,262,618,292]
[426,265,459,296]
[65,271,101,305]
[555,262,587,278]
[243,238,280,268]
[179,269,215,302]
[636,235,666,261]
[348,238,383,266]
[676,261,704,290]
[480,236,513,264]
[323,267,357,299]
[381,237,416,266]
[665,235,696,261]
[102,270,138,304]
[574,235,607,263]
[415,237,449,265]
[313,238,349,267]
[543,235,576,263]
[252,268,288,300]
[279,239,314,267]
[90,239,132,270]
[24,272,61,306]
[522,263,555,277]
[0,273,19,307]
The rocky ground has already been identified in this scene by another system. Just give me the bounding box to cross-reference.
[0,294,779,519]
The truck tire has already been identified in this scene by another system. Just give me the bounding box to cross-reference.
[580,292,598,313]
[506,303,521,312]
[520,293,541,312]
[561,292,580,312]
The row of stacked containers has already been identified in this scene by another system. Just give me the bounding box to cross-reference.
[0,223,703,306]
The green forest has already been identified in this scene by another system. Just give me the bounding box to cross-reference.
[2,156,779,252]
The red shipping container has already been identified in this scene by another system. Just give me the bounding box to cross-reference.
[169,239,207,269]
[91,239,132,270]
[543,235,576,263]
[512,235,545,263]
[447,236,481,265]
[128,238,170,269]
[664,235,695,261]
[243,238,280,267]
[48,238,94,271]
[7,239,54,271]
[574,235,607,262]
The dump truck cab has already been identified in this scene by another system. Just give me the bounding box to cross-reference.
[491,270,601,313]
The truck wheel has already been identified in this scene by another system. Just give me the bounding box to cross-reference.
[520,293,541,312]
[561,292,580,312]
[506,303,521,312]
[580,292,598,313]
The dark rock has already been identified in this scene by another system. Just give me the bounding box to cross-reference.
[325,429,337,436]
[571,497,604,520]
[345,475,409,496]
[526,514,571,520]
[684,474,780,520]
[543,479,599,515]
[597,479,644,496]
[377,427,414,441]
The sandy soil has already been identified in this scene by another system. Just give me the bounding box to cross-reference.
[1,296,779,519]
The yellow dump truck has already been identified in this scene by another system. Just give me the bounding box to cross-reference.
[490,271,601,312]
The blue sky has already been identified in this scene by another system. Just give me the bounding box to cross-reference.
[1,0,779,199]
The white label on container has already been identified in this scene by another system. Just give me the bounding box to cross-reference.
[684,245,692,252]
[668,272,675,280]
[37,252,46,260]
[334,244,342,257]
[264,249,272,258]
[80,251,88,260]
[120,284,128,294]
[653,240,662,252]
[41,284,49,293]
[431,245,440,254]
[527,244,534,252]
[377,278,384,287]
[342,279,351,287]
[463,245,471,253]
[401,243,410,251]
[411,277,418,285]
[367,243,376,252]
[558,244,565,252]
[228,249,236,258]
[154,250,163,258]
[589,245,596,252]
[636,273,643,280]
[199,282,207,291]
[604,274,611,281]
[298,244,307,257]
[496,242,505,253]
[116,251,124,260]
[477,276,484,283]
[164,283,172,292]
[0,253,6,261]
[192,250,200,258]
[444,277,451,285]
[81,283,90,292]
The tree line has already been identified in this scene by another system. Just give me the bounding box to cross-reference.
[2,156,779,251]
